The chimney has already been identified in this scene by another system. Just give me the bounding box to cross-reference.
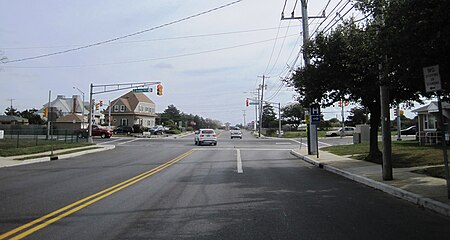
[72,95,78,113]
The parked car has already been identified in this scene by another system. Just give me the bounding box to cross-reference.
[76,125,113,138]
[230,130,242,139]
[195,129,217,145]
[326,127,355,137]
[149,125,165,135]
[400,126,417,135]
[113,125,133,134]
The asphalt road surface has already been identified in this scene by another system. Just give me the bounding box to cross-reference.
[0,130,449,239]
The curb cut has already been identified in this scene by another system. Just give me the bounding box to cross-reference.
[290,149,450,217]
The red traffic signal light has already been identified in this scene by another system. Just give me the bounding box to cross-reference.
[246,99,249,107]
[99,100,103,107]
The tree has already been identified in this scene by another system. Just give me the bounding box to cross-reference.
[281,103,305,129]
[347,107,368,126]
[5,106,19,116]
[20,108,44,125]
[262,103,277,128]
[288,22,383,159]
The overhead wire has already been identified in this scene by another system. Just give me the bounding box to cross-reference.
[3,25,301,50]
[2,0,244,64]
[5,34,299,69]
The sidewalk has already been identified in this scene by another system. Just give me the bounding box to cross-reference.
[291,147,450,217]
[0,144,115,168]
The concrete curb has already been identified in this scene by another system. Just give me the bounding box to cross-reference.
[290,149,450,217]
[0,145,115,168]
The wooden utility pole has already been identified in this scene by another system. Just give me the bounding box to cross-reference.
[281,0,324,155]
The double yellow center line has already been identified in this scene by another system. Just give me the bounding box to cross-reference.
[0,149,194,240]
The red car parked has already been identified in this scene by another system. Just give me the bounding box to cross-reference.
[76,125,112,138]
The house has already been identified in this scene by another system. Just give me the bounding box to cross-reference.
[53,114,84,131]
[412,101,450,145]
[39,95,88,122]
[0,115,29,125]
[107,91,157,128]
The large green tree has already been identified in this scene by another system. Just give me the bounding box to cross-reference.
[20,108,44,125]
[281,103,305,129]
[262,103,277,128]
[4,107,19,116]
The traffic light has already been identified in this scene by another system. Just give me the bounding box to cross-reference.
[157,84,163,96]
[344,101,349,107]
[95,103,99,110]
[43,107,48,118]
[246,99,249,107]
[400,110,404,116]
[99,100,103,107]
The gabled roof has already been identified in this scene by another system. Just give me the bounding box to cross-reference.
[55,114,83,123]
[412,101,450,114]
[111,91,154,112]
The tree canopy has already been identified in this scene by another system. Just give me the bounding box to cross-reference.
[288,0,449,159]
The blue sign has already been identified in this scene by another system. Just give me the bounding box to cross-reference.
[310,104,321,124]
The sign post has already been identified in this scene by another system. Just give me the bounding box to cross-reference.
[424,65,450,199]
[309,104,320,157]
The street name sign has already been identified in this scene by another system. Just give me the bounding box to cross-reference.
[133,88,149,93]
[249,102,259,105]
[423,65,441,93]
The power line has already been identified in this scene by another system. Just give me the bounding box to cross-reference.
[3,25,301,50]
[5,34,299,69]
[2,0,244,64]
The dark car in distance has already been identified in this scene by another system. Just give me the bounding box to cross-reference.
[113,125,133,134]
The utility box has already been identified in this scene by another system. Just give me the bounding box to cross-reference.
[354,124,370,144]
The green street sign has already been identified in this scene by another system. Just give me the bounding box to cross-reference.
[249,102,259,105]
[133,88,149,93]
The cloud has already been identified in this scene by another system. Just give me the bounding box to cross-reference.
[154,62,174,69]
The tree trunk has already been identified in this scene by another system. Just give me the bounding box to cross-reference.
[367,100,382,161]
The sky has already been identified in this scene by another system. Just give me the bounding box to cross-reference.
[0,0,416,125]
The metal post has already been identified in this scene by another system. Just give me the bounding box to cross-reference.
[437,94,450,198]
[278,102,282,137]
[397,105,402,141]
[341,100,345,138]
[47,90,51,139]
[255,87,260,131]
[88,83,94,143]
[108,100,111,130]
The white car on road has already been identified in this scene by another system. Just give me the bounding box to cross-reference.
[195,129,217,146]
[326,127,355,137]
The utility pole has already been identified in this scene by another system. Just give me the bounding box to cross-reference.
[7,98,15,109]
[282,0,324,155]
[258,75,269,137]
[376,0,393,180]
[278,102,282,137]
[256,87,260,131]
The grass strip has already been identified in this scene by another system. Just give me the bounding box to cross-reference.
[13,147,102,160]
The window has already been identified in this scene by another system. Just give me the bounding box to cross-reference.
[121,118,128,126]
[145,107,149,112]
[120,105,125,112]
[424,114,437,130]
[114,105,119,112]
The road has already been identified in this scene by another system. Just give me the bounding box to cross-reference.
[0,130,449,239]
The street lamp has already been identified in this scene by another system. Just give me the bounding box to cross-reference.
[73,87,85,128]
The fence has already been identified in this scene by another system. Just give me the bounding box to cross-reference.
[0,125,87,149]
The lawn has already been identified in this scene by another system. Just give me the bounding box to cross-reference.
[321,140,449,179]
[0,139,93,157]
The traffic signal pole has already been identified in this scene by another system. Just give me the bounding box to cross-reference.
[87,81,161,143]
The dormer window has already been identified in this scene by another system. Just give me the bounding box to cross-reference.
[120,105,126,112]
[114,105,119,112]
